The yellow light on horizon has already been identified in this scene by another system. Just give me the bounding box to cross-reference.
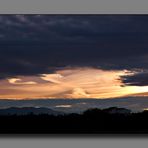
[0,67,148,100]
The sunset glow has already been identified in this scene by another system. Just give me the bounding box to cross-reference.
[0,67,148,99]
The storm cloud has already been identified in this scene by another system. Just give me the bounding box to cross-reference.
[121,71,148,86]
[1,15,148,80]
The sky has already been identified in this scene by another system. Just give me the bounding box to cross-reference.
[1,15,148,100]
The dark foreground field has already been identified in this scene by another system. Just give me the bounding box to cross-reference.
[0,107,148,134]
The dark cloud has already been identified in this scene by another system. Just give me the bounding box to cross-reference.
[1,15,148,79]
[121,71,148,86]
[1,15,148,41]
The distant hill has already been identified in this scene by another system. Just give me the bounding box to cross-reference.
[103,107,131,114]
[0,107,64,115]
[83,107,131,116]
[0,107,131,116]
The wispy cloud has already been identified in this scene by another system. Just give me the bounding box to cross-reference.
[0,67,147,99]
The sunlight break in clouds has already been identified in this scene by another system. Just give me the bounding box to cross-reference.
[0,67,148,99]
[8,78,37,85]
[55,105,72,108]
[41,74,63,84]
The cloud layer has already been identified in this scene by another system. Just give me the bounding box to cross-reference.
[0,15,148,99]
[0,15,148,80]
[0,67,148,99]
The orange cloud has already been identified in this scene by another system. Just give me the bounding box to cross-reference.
[0,67,148,99]
[8,78,37,85]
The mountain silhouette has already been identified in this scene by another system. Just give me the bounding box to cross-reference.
[103,107,131,114]
[0,107,64,115]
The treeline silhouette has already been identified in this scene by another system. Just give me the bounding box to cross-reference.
[0,107,148,134]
